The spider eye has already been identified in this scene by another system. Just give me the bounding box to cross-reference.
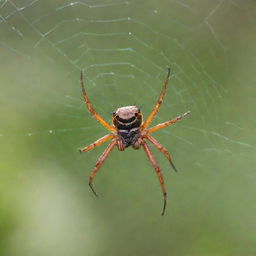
[112,111,116,116]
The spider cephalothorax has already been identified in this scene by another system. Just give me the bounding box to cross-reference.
[79,68,190,215]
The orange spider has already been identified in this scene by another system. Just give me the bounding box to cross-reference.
[79,68,190,215]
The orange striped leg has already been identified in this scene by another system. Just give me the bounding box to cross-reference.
[79,134,115,153]
[80,71,116,132]
[145,134,177,172]
[89,140,116,196]
[142,141,167,216]
[142,67,171,129]
[147,111,191,134]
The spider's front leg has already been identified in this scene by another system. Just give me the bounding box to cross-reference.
[88,140,116,196]
[141,140,167,216]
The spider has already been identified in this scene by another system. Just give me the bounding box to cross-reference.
[79,68,190,215]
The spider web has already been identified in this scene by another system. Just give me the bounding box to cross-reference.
[1,0,256,255]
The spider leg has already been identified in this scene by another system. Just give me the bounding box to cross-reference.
[80,71,116,132]
[88,140,116,196]
[79,134,115,153]
[147,111,191,134]
[142,141,167,216]
[145,134,178,172]
[142,67,171,129]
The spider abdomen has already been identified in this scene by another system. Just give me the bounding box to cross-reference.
[112,106,143,130]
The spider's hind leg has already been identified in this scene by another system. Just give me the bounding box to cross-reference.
[80,71,116,132]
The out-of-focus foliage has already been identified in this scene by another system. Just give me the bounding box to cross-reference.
[1,0,255,255]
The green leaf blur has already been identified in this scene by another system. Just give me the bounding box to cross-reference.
[0,0,255,255]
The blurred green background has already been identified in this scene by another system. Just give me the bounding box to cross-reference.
[1,0,256,255]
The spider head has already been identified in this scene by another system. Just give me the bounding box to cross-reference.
[112,106,143,130]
